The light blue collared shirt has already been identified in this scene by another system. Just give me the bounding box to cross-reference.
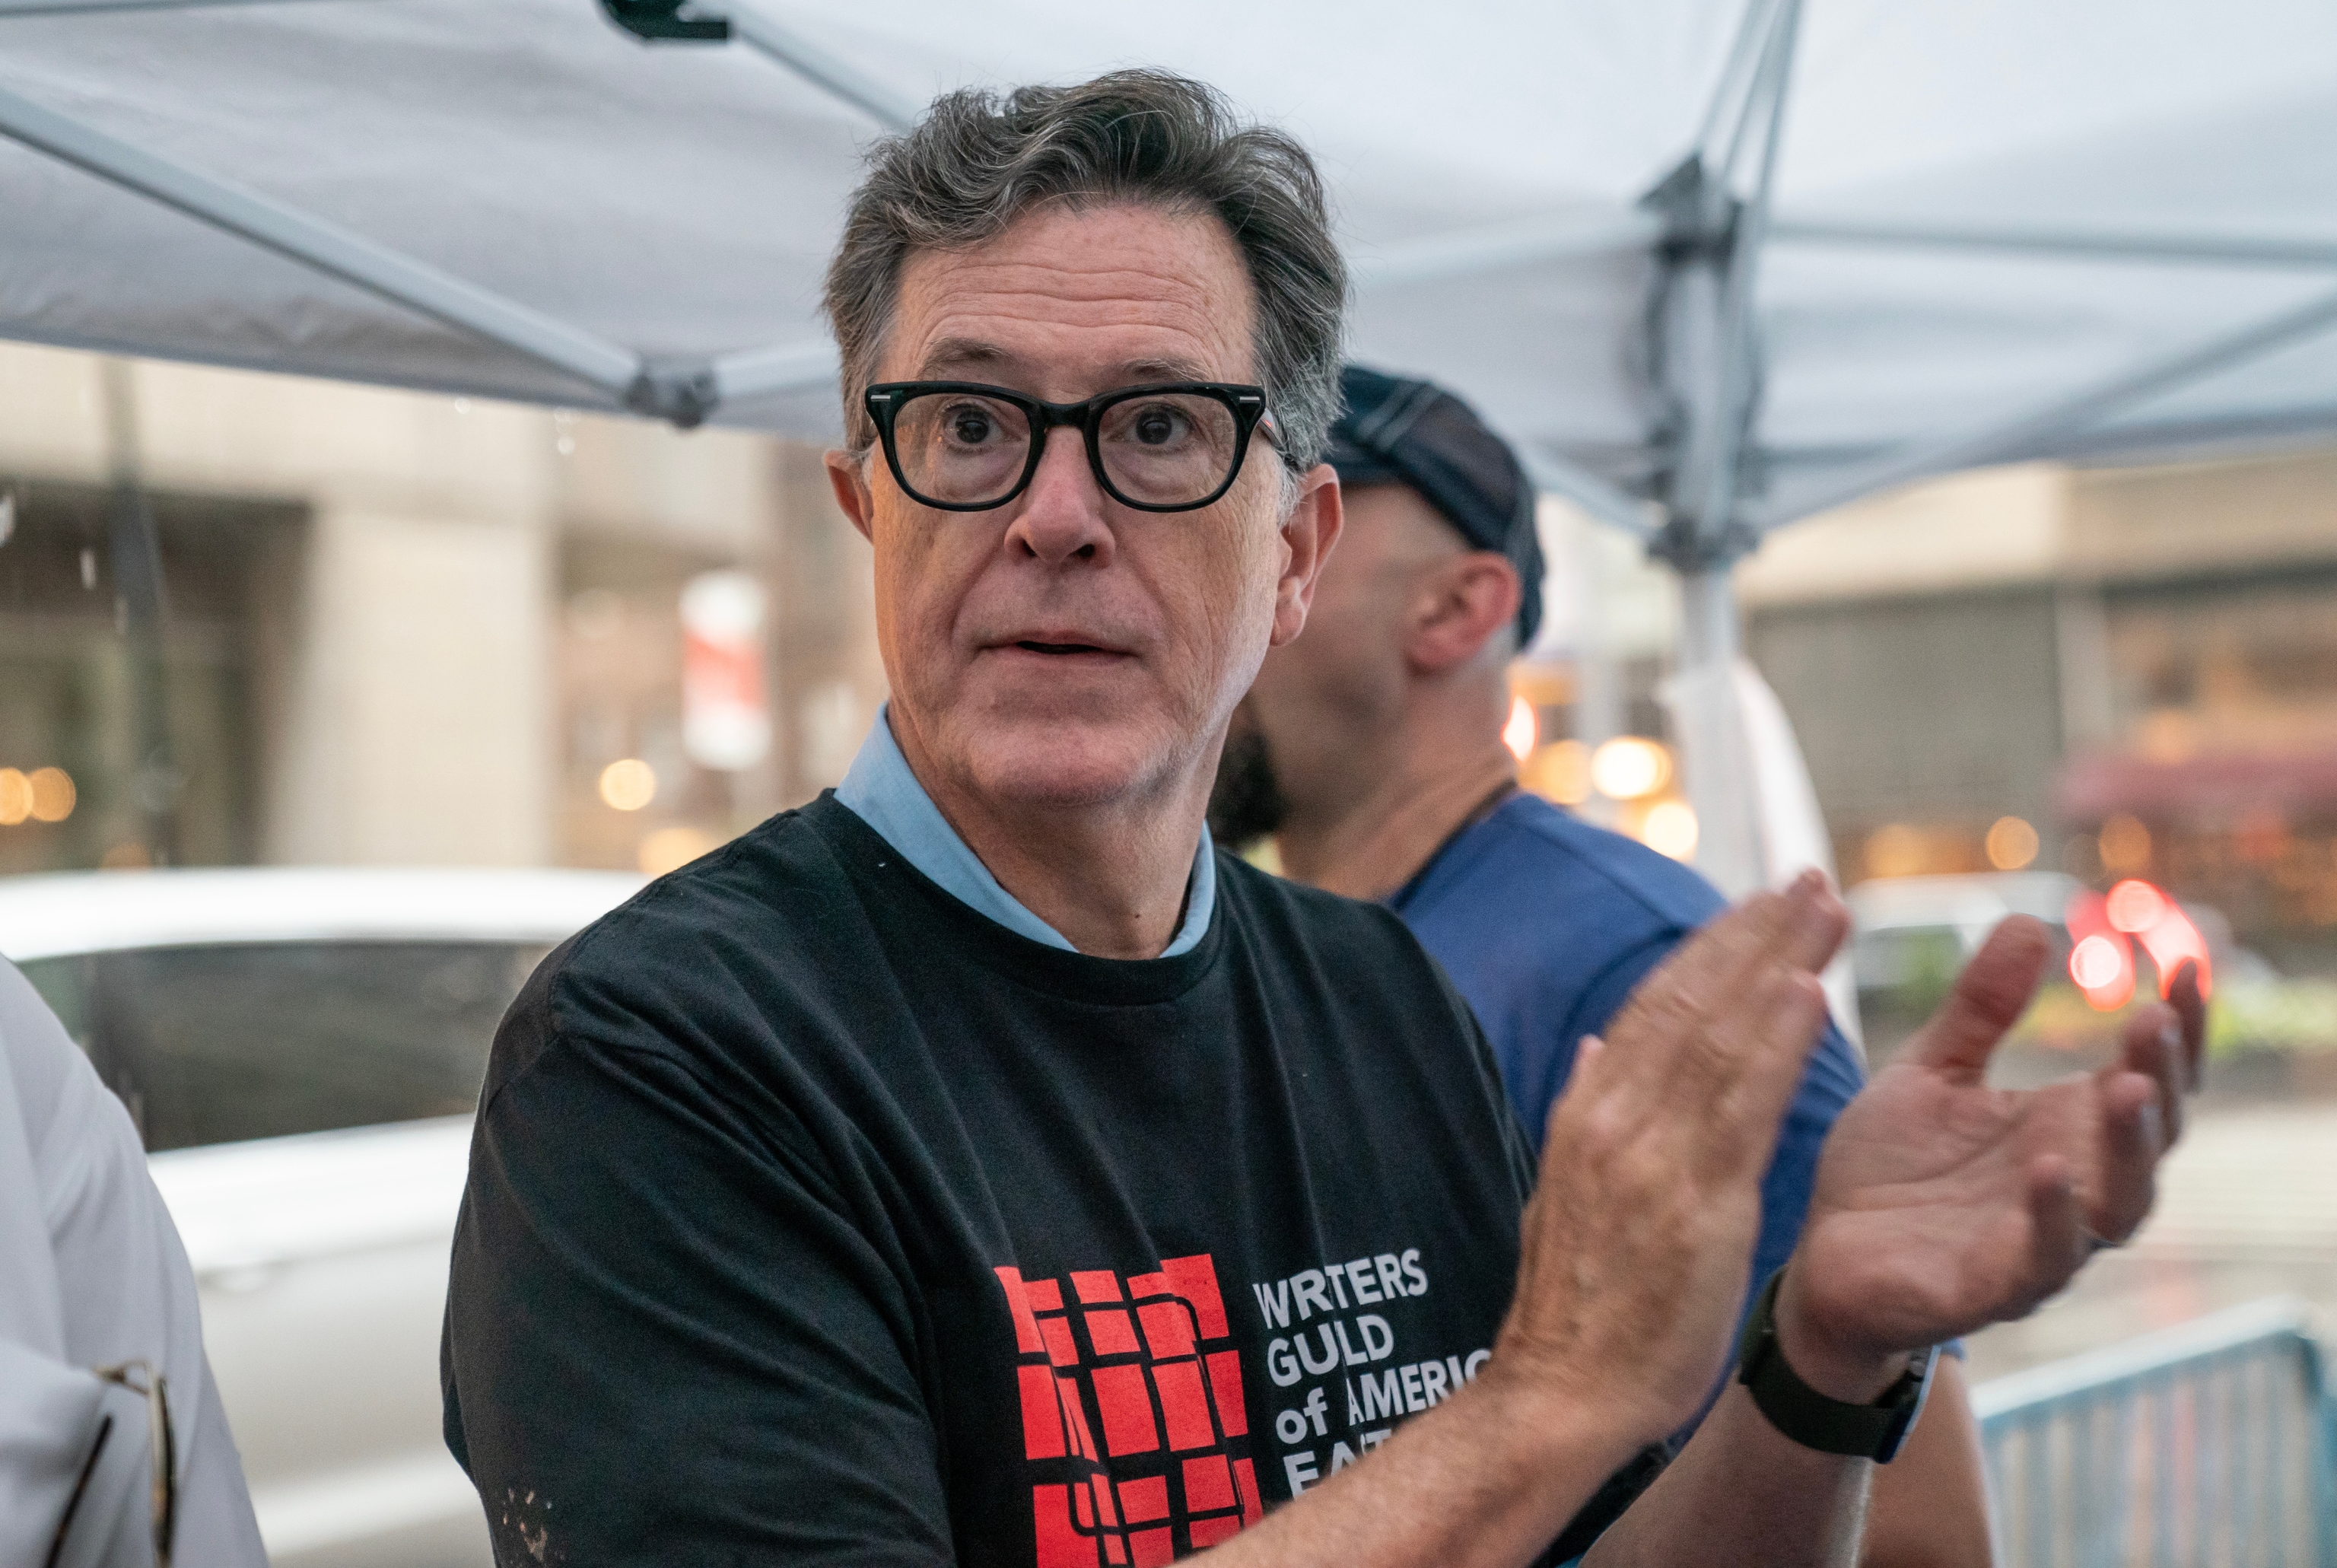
[834,705,1216,958]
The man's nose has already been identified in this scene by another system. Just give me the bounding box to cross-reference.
[1003,426,1115,565]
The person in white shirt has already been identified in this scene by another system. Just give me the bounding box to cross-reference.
[0,956,266,1568]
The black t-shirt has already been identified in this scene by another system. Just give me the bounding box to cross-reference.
[442,795,1624,1566]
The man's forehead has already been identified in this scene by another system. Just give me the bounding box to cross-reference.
[885,204,1256,393]
[917,334,1219,386]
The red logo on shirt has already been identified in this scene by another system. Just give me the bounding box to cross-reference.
[996,1255,1264,1566]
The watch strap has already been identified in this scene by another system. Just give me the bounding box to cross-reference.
[1734,1268,1938,1463]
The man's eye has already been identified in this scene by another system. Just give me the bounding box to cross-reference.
[1132,407,1185,446]
[948,410,995,444]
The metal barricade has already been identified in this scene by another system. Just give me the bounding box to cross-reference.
[1975,1296,2337,1568]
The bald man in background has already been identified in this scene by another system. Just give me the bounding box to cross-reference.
[1212,366,1996,1564]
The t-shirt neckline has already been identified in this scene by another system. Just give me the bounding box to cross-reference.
[806,794,1228,1008]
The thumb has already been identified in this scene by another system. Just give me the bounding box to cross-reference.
[1907,916,2052,1082]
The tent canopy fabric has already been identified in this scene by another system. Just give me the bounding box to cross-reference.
[5,0,2335,527]
[5,0,2335,906]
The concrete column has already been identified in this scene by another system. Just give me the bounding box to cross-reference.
[266,505,552,865]
[768,446,888,806]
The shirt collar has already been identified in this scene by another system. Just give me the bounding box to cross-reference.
[834,704,1216,958]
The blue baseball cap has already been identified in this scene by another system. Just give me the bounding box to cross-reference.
[1324,364,1544,647]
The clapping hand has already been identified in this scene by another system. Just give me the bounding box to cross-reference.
[1499,872,1850,1439]
[1779,917,2205,1391]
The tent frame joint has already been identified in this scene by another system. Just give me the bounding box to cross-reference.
[1639,154,1741,261]
[598,0,729,45]
[1647,514,1757,573]
[626,361,721,428]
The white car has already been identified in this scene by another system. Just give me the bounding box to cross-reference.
[0,867,641,1568]
[1846,870,2084,991]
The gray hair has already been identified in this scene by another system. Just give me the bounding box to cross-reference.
[823,69,1347,475]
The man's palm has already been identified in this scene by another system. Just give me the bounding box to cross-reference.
[1792,918,2198,1359]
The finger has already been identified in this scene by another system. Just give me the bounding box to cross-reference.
[1703,970,1830,1184]
[2116,1003,2186,1148]
[1607,878,1817,1080]
[1666,946,1828,1133]
[1617,869,1832,1042]
[1775,872,1852,978]
[2167,959,2206,1093]
[1906,916,2052,1083]
[2087,1069,2163,1245]
[2021,1155,2087,1312]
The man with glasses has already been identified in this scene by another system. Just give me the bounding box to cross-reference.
[446,71,2199,1568]
[1212,366,2020,1563]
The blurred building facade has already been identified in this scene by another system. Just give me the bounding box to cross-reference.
[11,342,2337,972]
[0,343,888,880]
[1742,452,2337,974]
[1518,447,2337,972]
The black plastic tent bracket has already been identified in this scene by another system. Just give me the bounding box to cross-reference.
[599,0,730,44]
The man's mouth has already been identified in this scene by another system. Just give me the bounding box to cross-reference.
[1015,640,1114,657]
[994,627,1138,659]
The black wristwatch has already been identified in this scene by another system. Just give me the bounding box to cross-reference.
[1735,1268,1938,1463]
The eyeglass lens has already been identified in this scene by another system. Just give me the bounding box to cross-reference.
[890,391,1242,508]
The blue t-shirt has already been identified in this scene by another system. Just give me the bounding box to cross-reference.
[1388,791,1865,1340]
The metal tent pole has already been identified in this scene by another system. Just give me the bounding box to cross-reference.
[0,75,852,425]
[711,338,841,405]
[1671,564,1752,887]
[1691,0,1789,162]
[97,359,181,865]
[1768,217,2337,272]
[1348,210,1662,291]
[1515,447,1655,542]
[0,0,350,14]
[717,2,920,131]
[1754,282,2337,531]
[602,0,921,132]
[1645,0,1801,900]
[0,80,649,399]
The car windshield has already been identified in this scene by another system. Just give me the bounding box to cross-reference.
[19,940,549,1152]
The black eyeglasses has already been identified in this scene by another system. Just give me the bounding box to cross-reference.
[863,381,1280,514]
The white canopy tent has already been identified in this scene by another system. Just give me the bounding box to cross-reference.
[5,0,2336,907]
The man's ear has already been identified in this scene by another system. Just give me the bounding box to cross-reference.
[1403,554,1521,675]
[825,449,878,545]
[1268,464,1343,649]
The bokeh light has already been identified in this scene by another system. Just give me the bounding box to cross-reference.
[2070,933,2132,1000]
[0,768,29,826]
[2135,898,2213,1000]
[1502,695,1538,762]
[1591,736,1671,800]
[27,767,75,822]
[1863,822,1927,879]
[598,757,657,812]
[1642,800,1698,861]
[638,825,718,876]
[1521,739,1591,806]
[1985,815,2038,870]
[2106,879,2167,933]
